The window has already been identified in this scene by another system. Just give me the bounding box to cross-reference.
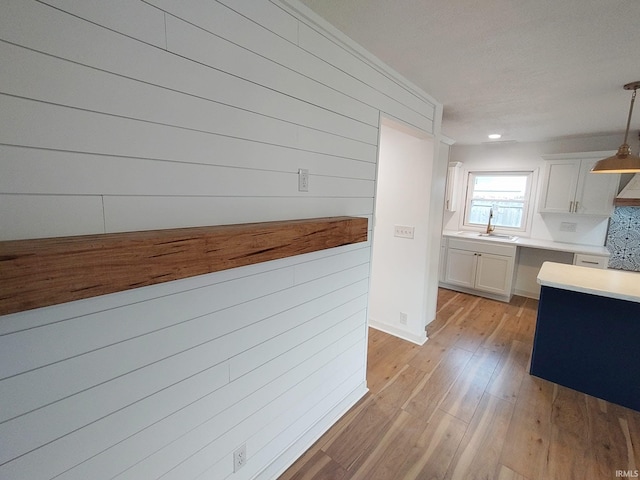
[463,171,533,232]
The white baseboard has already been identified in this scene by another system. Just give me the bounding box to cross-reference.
[259,382,368,480]
[513,288,540,300]
[368,319,428,345]
[438,282,512,303]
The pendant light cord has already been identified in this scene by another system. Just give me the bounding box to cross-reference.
[623,87,637,146]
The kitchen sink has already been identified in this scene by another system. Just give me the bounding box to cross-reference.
[455,231,519,242]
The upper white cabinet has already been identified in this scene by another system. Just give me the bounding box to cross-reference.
[539,152,620,215]
[444,162,462,212]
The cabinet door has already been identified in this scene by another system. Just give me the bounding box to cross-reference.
[474,253,514,296]
[444,248,476,288]
[439,242,447,282]
[445,163,461,212]
[539,160,580,213]
[574,158,620,215]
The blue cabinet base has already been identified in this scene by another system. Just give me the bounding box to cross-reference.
[530,286,640,412]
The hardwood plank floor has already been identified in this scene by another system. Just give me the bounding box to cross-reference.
[279,289,640,480]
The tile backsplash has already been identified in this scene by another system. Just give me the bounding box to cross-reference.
[607,206,640,271]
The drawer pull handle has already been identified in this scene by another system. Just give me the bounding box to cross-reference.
[581,260,599,265]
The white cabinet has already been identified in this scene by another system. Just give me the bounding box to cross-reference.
[444,162,462,212]
[439,241,448,282]
[442,238,517,300]
[445,248,477,288]
[475,253,516,294]
[539,152,620,215]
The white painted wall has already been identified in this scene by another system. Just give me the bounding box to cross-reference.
[0,1,441,479]
[445,134,628,298]
[0,246,370,480]
[369,118,435,344]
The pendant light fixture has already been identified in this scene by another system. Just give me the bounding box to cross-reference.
[591,81,640,173]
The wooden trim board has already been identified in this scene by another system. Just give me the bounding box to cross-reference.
[614,197,640,206]
[0,216,368,316]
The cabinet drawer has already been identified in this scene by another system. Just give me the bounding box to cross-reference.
[573,254,608,269]
[448,238,517,257]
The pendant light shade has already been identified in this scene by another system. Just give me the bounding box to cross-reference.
[590,145,640,173]
[591,81,640,174]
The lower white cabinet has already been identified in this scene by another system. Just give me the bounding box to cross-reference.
[442,238,517,300]
[475,252,516,294]
[445,248,476,288]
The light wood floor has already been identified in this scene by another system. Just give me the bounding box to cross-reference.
[279,289,640,480]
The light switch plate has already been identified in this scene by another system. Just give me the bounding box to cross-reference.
[394,225,415,239]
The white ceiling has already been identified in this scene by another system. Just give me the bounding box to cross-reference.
[297,0,640,145]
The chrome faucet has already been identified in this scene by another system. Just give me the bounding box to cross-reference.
[486,208,495,234]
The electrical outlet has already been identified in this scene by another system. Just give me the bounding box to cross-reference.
[394,225,415,239]
[399,312,408,325]
[298,169,309,192]
[233,444,247,472]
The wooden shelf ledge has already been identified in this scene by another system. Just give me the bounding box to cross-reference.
[0,216,368,316]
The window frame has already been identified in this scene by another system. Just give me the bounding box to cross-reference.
[462,170,535,234]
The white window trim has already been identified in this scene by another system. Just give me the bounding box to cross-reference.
[460,169,537,235]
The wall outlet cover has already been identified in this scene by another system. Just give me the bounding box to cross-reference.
[298,169,309,192]
[233,444,247,472]
[559,222,577,232]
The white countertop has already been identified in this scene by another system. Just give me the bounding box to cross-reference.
[537,261,640,303]
[442,230,610,256]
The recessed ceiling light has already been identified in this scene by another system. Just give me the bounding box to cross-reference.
[488,133,502,139]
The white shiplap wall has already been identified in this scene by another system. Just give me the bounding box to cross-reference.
[0,1,440,479]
